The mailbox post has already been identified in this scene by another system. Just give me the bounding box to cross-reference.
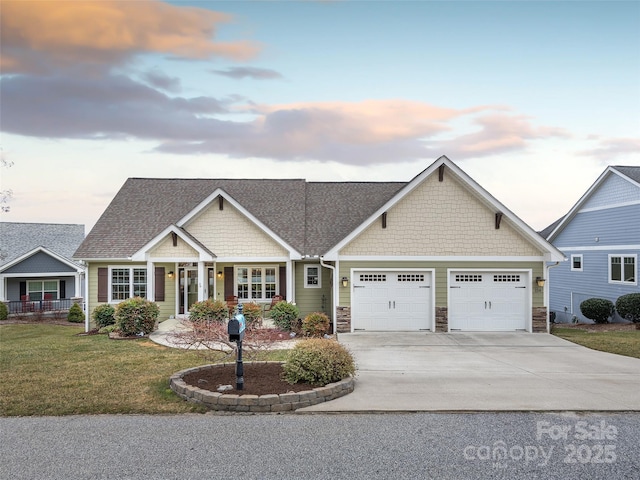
[227,304,246,390]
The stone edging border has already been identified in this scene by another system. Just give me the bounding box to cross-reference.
[170,361,354,412]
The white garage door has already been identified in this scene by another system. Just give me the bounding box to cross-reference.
[449,272,528,331]
[352,271,432,331]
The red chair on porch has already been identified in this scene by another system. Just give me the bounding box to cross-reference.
[225,296,238,315]
[263,295,284,315]
[21,295,34,313]
[43,293,53,311]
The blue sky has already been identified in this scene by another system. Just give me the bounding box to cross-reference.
[1,0,639,233]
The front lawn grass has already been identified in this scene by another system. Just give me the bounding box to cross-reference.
[0,324,288,416]
[551,327,640,359]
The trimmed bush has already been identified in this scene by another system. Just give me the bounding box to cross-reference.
[98,324,118,334]
[239,302,262,327]
[0,302,8,321]
[269,301,299,330]
[189,299,228,323]
[580,298,615,324]
[67,303,85,323]
[115,297,159,336]
[283,338,355,386]
[92,304,115,328]
[302,312,330,337]
[616,293,640,323]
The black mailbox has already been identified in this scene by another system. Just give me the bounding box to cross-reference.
[228,318,244,342]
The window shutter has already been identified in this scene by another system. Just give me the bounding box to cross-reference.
[60,280,66,299]
[224,267,234,298]
[154,267,165,302]
[279,266,286,299]
[97,268,108,302]
[20,281,26,297]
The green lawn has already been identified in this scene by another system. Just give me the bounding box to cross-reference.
[0,324,287,416]
[551,327,640,359]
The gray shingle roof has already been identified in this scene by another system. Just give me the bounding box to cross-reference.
[612,166,640,184]
[0,222,85,268]
[74,178,406,259]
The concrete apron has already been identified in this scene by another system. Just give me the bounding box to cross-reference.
[299,332,640,413]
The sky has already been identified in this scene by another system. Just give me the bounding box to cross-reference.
[1,0,639,235]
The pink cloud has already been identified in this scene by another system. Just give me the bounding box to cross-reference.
[0,0,260,74]
[579,137,640,160]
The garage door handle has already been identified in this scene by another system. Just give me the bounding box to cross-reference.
[393,301,396,309]
[489,301,492,309]
[389,301,391,309]
[485,301,487,309]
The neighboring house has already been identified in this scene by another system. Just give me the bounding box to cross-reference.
[545,166,640,323]
[0,222,86,313]
[74,156,564,333]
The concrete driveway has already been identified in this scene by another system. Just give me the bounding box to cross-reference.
[300,332,640,412]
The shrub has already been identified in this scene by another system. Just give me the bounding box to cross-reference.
[580,298,615,324]
[0,302,7,320]
[616,293,640,323]
[189,299,228,324]
[92,304,115,328]
[283,338,355,386]
[302,312,330,337]
[67,303,85,323]
[239,302,262,327]
[98,324,118,334]
[269,301,299,330]
[115,297,159,336]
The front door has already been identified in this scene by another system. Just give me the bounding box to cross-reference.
[179,268,199,314]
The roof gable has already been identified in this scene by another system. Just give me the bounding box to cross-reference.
[1,246,84,274]
[546,166,640,242]
[1,222,84,268]
[324,156,564,261]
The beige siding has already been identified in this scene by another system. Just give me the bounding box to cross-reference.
[294,263,332,319]
[150,236,198,258]
[340,173,543,257]
[184,202,288,257]
[338,261,545,308]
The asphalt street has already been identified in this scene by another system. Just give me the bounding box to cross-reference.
[1,412,639,479]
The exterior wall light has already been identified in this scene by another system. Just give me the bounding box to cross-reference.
[217,271,223,279]
[168,271,174,279]
[341,277,349,288]
[536,277,545,287]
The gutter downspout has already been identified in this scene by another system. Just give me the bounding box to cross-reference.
[319,257,337,335]
[84,262,90,333]
[545,261,562,333]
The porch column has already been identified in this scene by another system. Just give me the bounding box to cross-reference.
[198,261,206,301]
[84,262,90,333]
[0,275,5,302]
[74,271,81,299]
[286,260,294,303]
[147,261,155,301]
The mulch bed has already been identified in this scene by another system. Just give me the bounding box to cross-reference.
[553,322,638,332]
[182,362,315,396]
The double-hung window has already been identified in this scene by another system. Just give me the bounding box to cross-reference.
[27,280,59,301]
[304,265,321,288]
[571,254,583,272]
[236,266,277,301]
[110,267,147,301]
[609,255,636,284]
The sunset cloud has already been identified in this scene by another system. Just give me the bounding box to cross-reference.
[212,67,284,80]
[580,137,640,160]
[0,0,260,74]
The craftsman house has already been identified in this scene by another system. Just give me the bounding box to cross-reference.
[1,222,86,314]
[544,165,639,323]
[74,156,564,333]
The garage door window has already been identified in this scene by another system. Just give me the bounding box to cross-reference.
[455,274,482,282]
[398,274,424,282]
[493,274,521,282]
[360,274,386,282]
